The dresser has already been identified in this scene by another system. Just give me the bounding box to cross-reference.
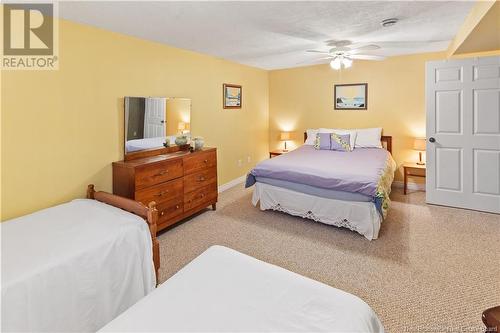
[112,148,218,232]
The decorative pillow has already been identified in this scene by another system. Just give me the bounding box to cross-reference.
[319,128,357,151]
[354,128,382,148]
[314,133,332,150]
[330,133,351,152]
[305,129,319,145]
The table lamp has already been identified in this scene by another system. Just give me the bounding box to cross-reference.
[413,137,426,165]
[178,122,186,134]
[280,132,291,152]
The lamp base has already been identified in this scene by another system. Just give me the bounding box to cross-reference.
[416,151,425,166]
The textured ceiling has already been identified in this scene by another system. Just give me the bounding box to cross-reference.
[59,1,475,70]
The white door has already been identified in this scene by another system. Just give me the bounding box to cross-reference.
[144,98,166,138]
[426,56,500,214]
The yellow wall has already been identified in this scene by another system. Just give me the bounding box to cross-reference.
[454,1,500,54]
[268,52,447,182]
[1,19,269,220]
[447,0,499,56]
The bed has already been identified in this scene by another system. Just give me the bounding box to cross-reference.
[1,185,160,332]
[99,245,384,332]
[246,132,395,240]
[126,136,171,152]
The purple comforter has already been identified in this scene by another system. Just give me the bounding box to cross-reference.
[246,145,395,214]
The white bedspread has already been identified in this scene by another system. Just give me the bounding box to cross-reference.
[99,245,384,332]
[1,199,155,332]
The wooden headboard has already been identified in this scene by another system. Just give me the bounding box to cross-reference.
[303,132,392,154]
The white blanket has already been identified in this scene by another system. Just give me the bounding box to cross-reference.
[100,245,384,332]
[1,199,155,332]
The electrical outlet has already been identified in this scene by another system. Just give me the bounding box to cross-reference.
[238,159,243,167]
[247,156,251,163]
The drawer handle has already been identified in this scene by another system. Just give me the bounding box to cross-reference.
[160,211,165,216]
[198,176,205,181]
[203,159,208,163]
[175,205,180,209]
[200,193,205,198]
[154,170,169,177]
[155,190,169,197]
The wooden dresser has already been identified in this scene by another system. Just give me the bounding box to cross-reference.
[112,148,217,232]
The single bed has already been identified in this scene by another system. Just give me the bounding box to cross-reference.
[1,185,160,332]
[99,245,384,332]
[246,133,395,240]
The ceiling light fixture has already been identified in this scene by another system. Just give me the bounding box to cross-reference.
[330,57,341,70]
[330,56,352,70]
[342,57,352,68]
[381,18,398,27]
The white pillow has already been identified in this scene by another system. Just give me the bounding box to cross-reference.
[354,128,382,148]
[304,129,319,145]
[319,128,357,151]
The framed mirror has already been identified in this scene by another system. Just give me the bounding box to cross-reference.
[124,97,191,155]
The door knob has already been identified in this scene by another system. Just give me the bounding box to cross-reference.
[429,137,436,143]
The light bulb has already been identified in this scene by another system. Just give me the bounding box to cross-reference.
[342,57,353,68]
[330,58,341,70]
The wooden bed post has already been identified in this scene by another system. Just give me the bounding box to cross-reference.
[147,202,160,284]
[87,184,95,199]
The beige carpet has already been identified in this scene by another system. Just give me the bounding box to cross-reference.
[157,185,500,332]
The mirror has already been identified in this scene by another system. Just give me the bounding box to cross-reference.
[124,97,191,154]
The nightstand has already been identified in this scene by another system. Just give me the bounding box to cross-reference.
[269,150,287,158]
[403,162,426,195]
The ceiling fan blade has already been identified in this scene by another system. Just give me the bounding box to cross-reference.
[348,44,381,53]
[306,50,331,54]
[349,54,386,61]
[296,57,334,65]
[325,40,352,48]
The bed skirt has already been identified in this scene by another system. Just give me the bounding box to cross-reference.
[252,183,381,240]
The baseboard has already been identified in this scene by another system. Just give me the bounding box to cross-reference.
[218,175,246,193]
[392,181,426,191]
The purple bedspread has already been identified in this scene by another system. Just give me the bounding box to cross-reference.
[246,145,392,198]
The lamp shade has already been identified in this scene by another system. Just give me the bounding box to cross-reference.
[413,138,426,151]
[280,132,291,141]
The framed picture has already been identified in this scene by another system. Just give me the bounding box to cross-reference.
[334,83,368,110]
[223,83,242,109]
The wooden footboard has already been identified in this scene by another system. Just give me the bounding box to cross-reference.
[86,184,160,284]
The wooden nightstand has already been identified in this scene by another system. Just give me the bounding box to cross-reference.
[403,162,426,195]
[269,150,287,158]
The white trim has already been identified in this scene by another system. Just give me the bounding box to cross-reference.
[392,181,426,191]
[218,175,246,193]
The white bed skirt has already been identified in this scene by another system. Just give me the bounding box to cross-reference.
[252,183,381,240]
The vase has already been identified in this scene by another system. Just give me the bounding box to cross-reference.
[194,137,204,150]
[175,135,188,146]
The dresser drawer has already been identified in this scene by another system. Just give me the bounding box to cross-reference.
[135,160,183,190]
[135,178,183,205]
[184,150,216,175]
[184,167,217,193]
[184,183,217,211]
[157,197,183,223]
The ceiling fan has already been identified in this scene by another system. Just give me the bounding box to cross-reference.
[306,40,386,70]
